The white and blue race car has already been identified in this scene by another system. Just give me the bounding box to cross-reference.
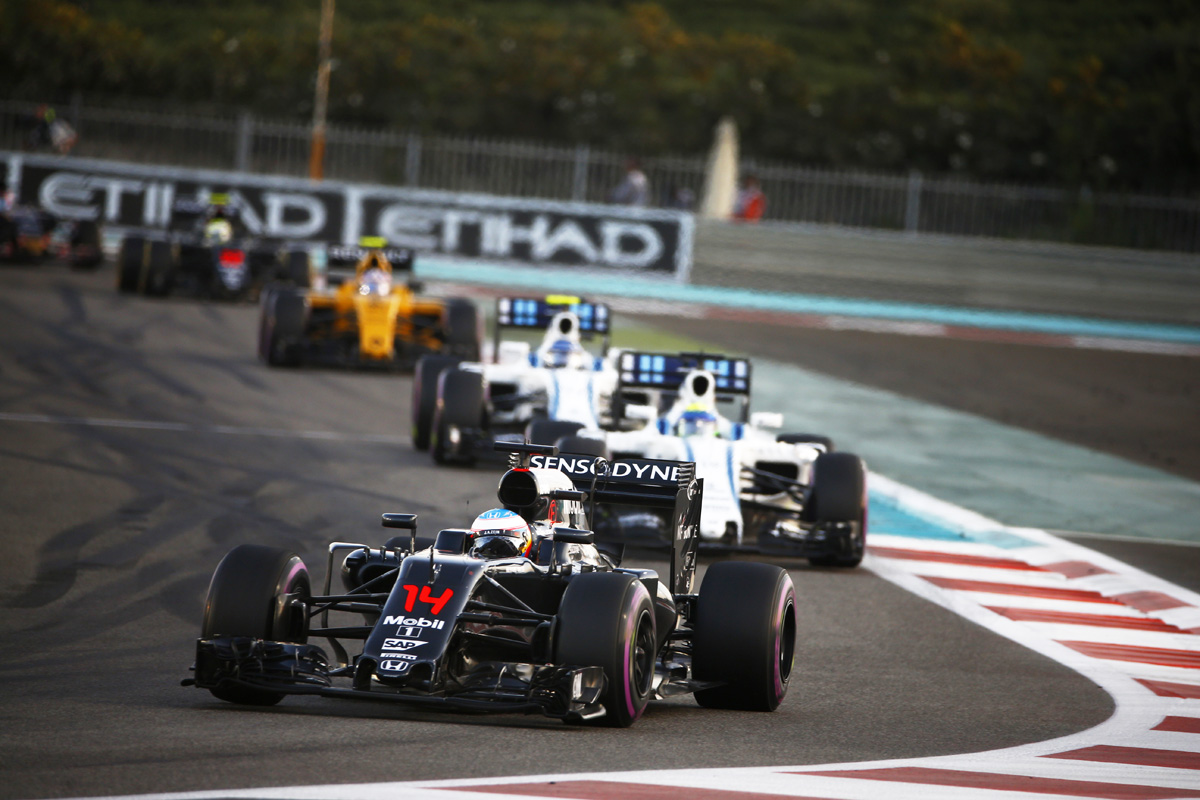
[579,352,868,567]
[411,296,633,464]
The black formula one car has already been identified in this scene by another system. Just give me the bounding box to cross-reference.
[184,443,797,726]
[0,205,103,269]
[117,195,309,300]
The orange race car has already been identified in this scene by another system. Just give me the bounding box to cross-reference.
[258,238,481,368]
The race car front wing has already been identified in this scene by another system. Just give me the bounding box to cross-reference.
[185,636,607,721]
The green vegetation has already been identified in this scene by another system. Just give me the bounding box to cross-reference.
[3,0,1197,193]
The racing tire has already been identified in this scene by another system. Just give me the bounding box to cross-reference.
[412,355,460,451]
[777,432,835,452]
[526,419,583,446]
[556,572,656,727]
[69,221,103,270]
[806,452,868,568]
[431,368,485,465]
[555,434,609,459]
[263,288,307,367]
[693,561,796,711]
[442,298,482,361]
[278,249,312,288]
[257,284,277,361]
[117,236,146,293]
[143,239,176,297]
[201,544,311,706]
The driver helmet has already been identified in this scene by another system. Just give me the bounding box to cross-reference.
[543,338,583,369]
[469,508,534,559]
[676,403,720,438]
[203,217,233,245]
[358,266,392,297]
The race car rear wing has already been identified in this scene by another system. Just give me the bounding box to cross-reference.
[493,296,611,361]
[496,443,700,595]
[617,351,752,398]
[326,243,415,271]
[496,296,611,334]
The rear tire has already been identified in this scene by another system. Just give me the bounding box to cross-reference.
[143,240,175,297]
[432,369,485,465]
[806,452,868,568]
[201,544,311,706]
[526,419,583,446]
[556,434,609,459]
[279,249,312,288]
[442,298,481,361]
[117,236,145,293]
[70,221,103,269]
[556,572,656,727]
[412,355,460,451]
[693,561,796,711]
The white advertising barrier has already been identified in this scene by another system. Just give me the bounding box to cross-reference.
[1,152,694,281]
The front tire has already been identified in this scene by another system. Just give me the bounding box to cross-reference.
[556,572,656,727]
[201,544,311,706]
[806,452,868,568]
[693,561,796,711]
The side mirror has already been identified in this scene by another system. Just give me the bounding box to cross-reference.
[750,411,784,430]
[623,404,658,422]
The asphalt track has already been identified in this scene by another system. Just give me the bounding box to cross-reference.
[0,263,1189,799]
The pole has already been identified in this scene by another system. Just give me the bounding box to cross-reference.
[309,0,335,180]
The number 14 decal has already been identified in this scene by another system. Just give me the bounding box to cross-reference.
[399,584,454,615]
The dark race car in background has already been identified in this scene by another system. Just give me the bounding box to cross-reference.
[0,204,103,269]
[184,443,797,726]
[116,194,310,300]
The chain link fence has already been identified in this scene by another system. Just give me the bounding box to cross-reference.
[3,98,1197,253]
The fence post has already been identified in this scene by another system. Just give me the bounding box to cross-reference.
[405,132,422,187]
[69,91,83,137]
[235,111,253,172]
[904,169,923,234]
[571,144,590,202]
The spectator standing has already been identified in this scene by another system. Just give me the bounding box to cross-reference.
[663,184,696,210]
[732,174,766,222]
[609,158,649,206]
[27,105,77,154]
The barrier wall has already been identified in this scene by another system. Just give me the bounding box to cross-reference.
[1,152,694,281]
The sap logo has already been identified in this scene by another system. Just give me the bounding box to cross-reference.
[382,616,445,628]
[378,660,412,673]
[382,638,425,651]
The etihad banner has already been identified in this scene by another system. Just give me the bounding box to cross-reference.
[2,152,693,280]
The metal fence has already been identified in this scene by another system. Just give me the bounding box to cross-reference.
[3,98,1198,253]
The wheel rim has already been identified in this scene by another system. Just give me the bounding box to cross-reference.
[630,609,655,699]
[776,595,796,692]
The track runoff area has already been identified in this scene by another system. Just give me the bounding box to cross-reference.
[63,271,1200,800]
